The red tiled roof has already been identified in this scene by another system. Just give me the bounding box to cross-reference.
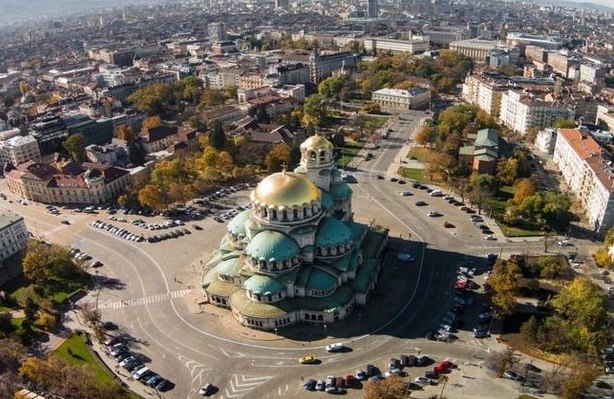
[558,128,604,160]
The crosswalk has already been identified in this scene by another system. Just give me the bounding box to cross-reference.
[98,288,192,309]
[218,374,273,399]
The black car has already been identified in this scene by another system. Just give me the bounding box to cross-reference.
[412,183,421,188]
[193,224,203,230]
[102,321,118,330]
[155,379,172,391]
[416,356,430,366]
[425,371,439,379]
[398,180,406,184]
[405,382,422,390]
[400,355,410,366]
[481,229,494,235]
[406,355,417,366]
[415,201,428,206]
[366,364,377,377]
[377,175,384,180]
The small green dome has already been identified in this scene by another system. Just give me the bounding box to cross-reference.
[330,181,352,200]
[320,190,334,210]
[215,257,242,277]
[315,217,352,247]
[245,230,299,262]
[244,274,285,295]
[305,269,337,292]
[228,209,250,236]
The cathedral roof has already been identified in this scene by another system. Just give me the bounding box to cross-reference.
[244,274,285,295]
[315,217,352,247]
[228,209,250,236]
[301,133,333,151]
[330,181,352,200]
[251,171,320,208]
[245,230,299,262]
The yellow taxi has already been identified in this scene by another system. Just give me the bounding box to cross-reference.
[299,355,317,364]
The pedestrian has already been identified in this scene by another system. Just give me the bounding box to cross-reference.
[418,349,421,356]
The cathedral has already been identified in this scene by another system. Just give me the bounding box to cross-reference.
[201,134,388,331]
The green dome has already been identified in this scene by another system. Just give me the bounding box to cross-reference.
[330,182,352,200]
[320,190,334,210]
[215,257,242,277]
[305,269,338,292]
[315,217,352,247]
[244,275,285,295]
[245,230,299,262]
[228,209,250,236]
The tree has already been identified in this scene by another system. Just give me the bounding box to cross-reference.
[0,338,26,372]
[551,277,607,337]
[426,152,456,181]
[24,298,38,322]
[318,75,348,99]
[488,259,522,316]
[18,81,28,96]
[559,358,599,399]
[415,126,436,147]
[553,118,576,129]
[116,125,136,143]
[63,133,86,162]
[200,88,226,107]
[361,102,381,114]
[0,313,13,337]
[249,104,270,123]
[302,94,327,128]
[142,116,162,132]
[36,313,56,331]
[594,247,612,269]
[22,241,52,286]
[520,315,539,343]
[517,192,574,231]
[128,83,173,116]
[127,142,146,166]
[496,158,519,186]
[488,347,519,377]
[364,376,407,399]
[512,178,536,205]
[209,120,226,150]
[80,302,101,327]
[138,184,169,210]
[265,143,291,172]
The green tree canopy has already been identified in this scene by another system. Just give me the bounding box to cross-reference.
[208,120,226,150]
[63,134,86,162]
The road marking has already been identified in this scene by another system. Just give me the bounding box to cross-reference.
[177,354,213,399]
[221,374,273,399]
[98,288,192,309]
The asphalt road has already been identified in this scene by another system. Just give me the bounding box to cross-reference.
[0,112,569,399]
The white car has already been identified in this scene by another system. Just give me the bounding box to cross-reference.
[427,211,441,217]
[325,343,344,352]
[485,235,497,241]
[399,191,412,196]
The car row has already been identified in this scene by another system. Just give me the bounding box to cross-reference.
[104,336,172,391]
[147,227,191,243]
[90,220,145,242]
[131,218,184,231]
[69,247,92,261]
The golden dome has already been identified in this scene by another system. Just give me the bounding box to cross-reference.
[301,133,333,151]
[252,171,320,207]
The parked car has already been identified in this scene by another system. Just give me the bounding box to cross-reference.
[325,343,345,352]
[503,370,523,381]
[199,383,213,395]
[304,379,317,391]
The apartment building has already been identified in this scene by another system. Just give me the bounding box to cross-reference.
[0,135,41,167]
[0,209,28,286]
[461,75,506,117]
[596,105,614,132]
[363,36,430,55]
[372,88,430,110]
[499,90,574,135]
[553,128,614,236]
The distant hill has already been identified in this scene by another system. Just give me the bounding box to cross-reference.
[515,0,613,11]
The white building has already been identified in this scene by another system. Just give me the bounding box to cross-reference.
[0,135,41,167]
[372,88,430,111]
[0,210,28,285]
[449,39,508,61]
[597,105,614,132]
[553,128,614,236]
[364,36,430,55]
[535,128,557,154]
[499,90,574,135]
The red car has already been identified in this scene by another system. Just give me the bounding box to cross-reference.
[443,221,455,228]
[433,365,446,373]
[456,280,467,289]
[438,361,454,370]
[335,378,346,388]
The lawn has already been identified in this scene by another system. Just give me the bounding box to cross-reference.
[406,147,434,163]
[53,333,138,398]
[352,115,388,132]
[8,274,87,306]
[336,140,364,167]
[398,167,428,182]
